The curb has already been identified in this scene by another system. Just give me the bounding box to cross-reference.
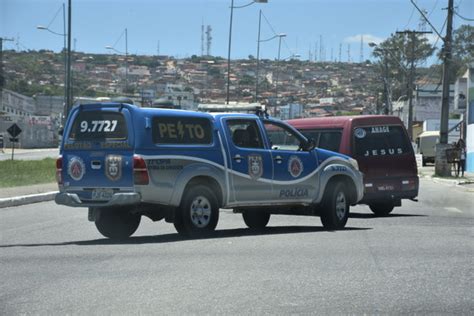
[0,191,58,209]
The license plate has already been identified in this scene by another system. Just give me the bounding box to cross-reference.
[92,188,114,200]
[377,185,395,191]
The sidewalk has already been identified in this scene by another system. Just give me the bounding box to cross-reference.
[0,183,58,208]
[418,166,474,191]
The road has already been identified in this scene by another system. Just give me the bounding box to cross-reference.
[1,178,472,314]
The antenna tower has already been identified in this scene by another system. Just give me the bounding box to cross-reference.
[206,25,212,56]
[201,20,205,56]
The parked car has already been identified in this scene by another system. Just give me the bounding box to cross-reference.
[287,115,419,216]
[55,103,364,239]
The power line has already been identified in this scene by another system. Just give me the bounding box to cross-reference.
[454,11,474,21]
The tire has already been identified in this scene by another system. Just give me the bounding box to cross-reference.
[174,185,219,237]
[94,207,141,239]
[320,182,349,230]
[369,202,395,216]
[242,211,270,230]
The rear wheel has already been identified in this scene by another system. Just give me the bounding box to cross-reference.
[320,182,349,230]
[94,207,141,239]
[174,185,219,237]
[242,211,270,230]
[369,202,394,216]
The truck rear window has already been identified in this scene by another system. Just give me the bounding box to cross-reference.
[68,111,127,141]
[354,125,411,157]
[152,116,213,145]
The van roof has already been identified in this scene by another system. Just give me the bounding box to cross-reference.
[287,115,403,129]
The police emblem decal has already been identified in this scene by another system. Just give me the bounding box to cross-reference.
[68,156,85,181]
[288,156,303,178]
[105,155,123,181]
[248,155,263,179]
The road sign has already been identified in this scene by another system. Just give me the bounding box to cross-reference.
[7,123,22,138]
[9,137,19,143]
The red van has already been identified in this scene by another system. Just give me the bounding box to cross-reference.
[287,115,418,216]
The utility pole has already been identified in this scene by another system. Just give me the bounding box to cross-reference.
[436,0,454,176]
[383,57,391,114]
[396,30,432,141]
[0,37,14,111]
[409,0,454,176]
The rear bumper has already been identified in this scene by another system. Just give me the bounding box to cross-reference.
[360,189,418,204]
[55,192,141,208]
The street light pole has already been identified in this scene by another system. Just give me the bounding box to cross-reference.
[226,0,267,104]
[274,34,285,105]
[226,0,235,105]
[125,28,128,93]
[106,28,129,95]
[37,3,69,122]
[66,0,72,119]
[255,9,262,102]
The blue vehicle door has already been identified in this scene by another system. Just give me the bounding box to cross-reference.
[262,120,319,203]
[61,104,135,202]
[221,117,273,204]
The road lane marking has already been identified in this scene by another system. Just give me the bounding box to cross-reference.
[444,207,463,213]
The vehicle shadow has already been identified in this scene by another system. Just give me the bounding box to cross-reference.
[0,225,371,248]
[349,212,427,219]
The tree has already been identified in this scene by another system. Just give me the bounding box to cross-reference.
[448,24,474,80]
[372,33,435,100]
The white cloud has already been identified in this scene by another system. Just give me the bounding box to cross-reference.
[344,34,385,45]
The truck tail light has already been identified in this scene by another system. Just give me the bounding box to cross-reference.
[133,155,149,185]
[56,156,63,185]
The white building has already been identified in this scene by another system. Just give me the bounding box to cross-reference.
[464,65,474,172]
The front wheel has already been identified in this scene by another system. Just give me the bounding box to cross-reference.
[320,182,349,230]
[369,202,394,216]
[242,211,270,230]
[94,207,141,239]
[174,185,219,237]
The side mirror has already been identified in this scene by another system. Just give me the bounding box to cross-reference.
[304,138,316,151]
[58,128,64,136]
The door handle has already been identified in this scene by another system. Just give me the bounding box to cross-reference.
[274,156,283,164]
[233,154,243,163]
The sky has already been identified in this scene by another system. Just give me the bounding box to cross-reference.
[1,0,473,64]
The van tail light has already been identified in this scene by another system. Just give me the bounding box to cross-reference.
[133,155,149,185]
[402,179,416,191]
[56,156,63,185]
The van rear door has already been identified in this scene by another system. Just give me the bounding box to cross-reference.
[61,105,135,202]
[352,125,417,190]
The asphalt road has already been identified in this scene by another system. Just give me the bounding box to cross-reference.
[1,178,473,314]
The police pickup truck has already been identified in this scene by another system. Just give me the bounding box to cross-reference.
[55,103,364,239]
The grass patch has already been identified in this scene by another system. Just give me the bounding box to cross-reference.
[0,158,56,188]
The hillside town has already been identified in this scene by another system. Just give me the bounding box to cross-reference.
[1,49,470,149]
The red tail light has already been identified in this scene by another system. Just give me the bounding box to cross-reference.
[56,156,63,184]
[133,155,149,185]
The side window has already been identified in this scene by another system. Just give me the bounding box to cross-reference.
[227,119,264,149]
[318,131,342,152]
[301,129,342,152]
[152,116,213,145]
[263,121,302,151]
